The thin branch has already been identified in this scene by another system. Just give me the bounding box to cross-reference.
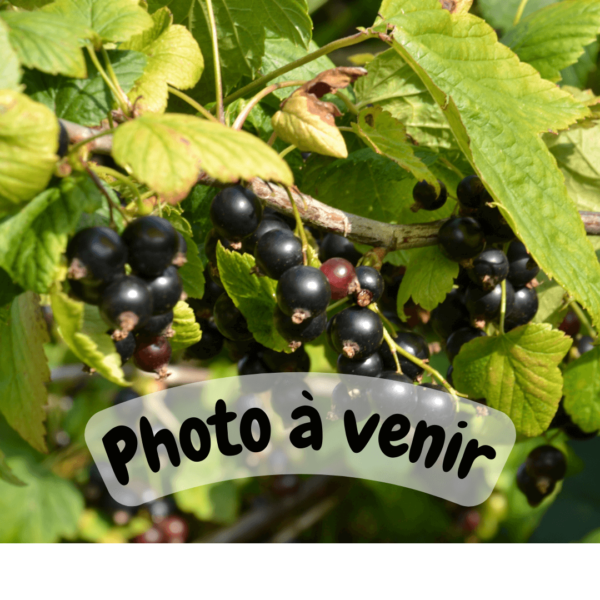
[167,86,219,122]
[513,0,530,25]
[205,0,224,123]
[60,120,113,154]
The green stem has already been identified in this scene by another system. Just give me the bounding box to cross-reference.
[382,327,403,374]
[327,298,349,313]
[90,164,143,208]
[101,47,130,111]
[167,86,219,122]
[499,279,507,334]
[205,0,224,123]
[285,186,309,265]
[513,0,530,25]
[279,145,297,159]
[84,166,128,225]
[223,30,381,106]
[69,128,114,155]
[334,91,359,115]
[571,302,597,341]
[337,126,357,133]
[86,45,128,115]
[371,303,398,337]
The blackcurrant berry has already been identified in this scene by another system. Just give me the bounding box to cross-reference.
[133,334,172,379]
[329,306,383,360]
[477,204,514,243]
[263,206,297,229]
[464,281,515,322]
[138,310,174,336]
[438,217,485,262]
[271,379,313,427]
[558,312,580,338]
[419,383,456,426]
[237,354,272,386]
[213,293,252,341]
[254,229,303,280]
[262,346,310,373]
[353,266,384,307]
[412,179,447,211]
[504,287,538,331]
[549,401,598,440]
[114,388,140,406]
[204,229,239,265]
[144,266,183,315]
[68,279,107,306]
[577,335,595,355]
[507,241,539,288]
[319,233,361,265]
[276,266,331,323]
[187,273,223,319]
[430,288,470,340]
[58,120,69,157]
[446,327,487,363]
[320,257,358,300]
[516,463,554,507]
[173,232,188,268]
[446,365,454,387]
[526,445,567,482]
[243,216,291,254]
[67,227,127,283]
[99,276,153,339]
[113,331,136,365]
[380,331,429,380]
[185,319,224,360]
[457,175,488,210]
[274,306,327,349]
[372,372,416,418]
[210,185,262,241]
[331,382,371,422]
[122,216,178,278]
[337,352,383,378]
[467,249,509,290]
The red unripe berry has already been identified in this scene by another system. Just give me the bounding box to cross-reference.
[134,526,165,543]
[159,515,189,543]
[133,335,172,379]
[559,311,580,338]
[320,258,358,300]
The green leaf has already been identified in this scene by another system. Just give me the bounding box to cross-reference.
[354,49,454,149]
[0,177,102,294]
[121,7,203,114]
[477,0,558,32]
[44,0,153,45]
[502,0,600,83]
[533,271,567,327]
[0,268,23,326]
[375,1,600,329]
[216,243,289,352]
[396,246,459,320]
[453,323,572,436]
[1,10,87,78]
[352,106,437,187]
[170,300,201,352]
[51,288,129,386]
[563,346,600,433]
[23,50,147,127]
[0,19,21,90]
[174,480,240,524]
[0,292,50,453]
[561,41,599,87]
[0,448,25,487]
[0,90,58,207]
[112,113,293,202]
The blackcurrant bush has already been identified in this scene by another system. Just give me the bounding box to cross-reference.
[185,319,224,360]
[467,249,509,290]
[133,334,172,379]
[516,463,554,507]
[254,229,303,280]
[337,352,383,378]
[320,257,358,300]
[57,120,69,157]
[243,216,291,254]
[329,306,383,360]
[477,204,514,243]
[66,227,127,283]
[419,383,456,426]
[464,281,515,322]
[558,312,580,337]
[262,346,310,373]
[122,216,178,278]
[99,276,153,339]
[353,266,384,307]
[68,279,107,306]
[319,233,361,265]
[446,327,487,363]
[138,311,174,336]
[274,306,327,349]
[507,242,539,288]
[380,331,429,380]
[331,383,371,422]
[412,179,447,211]
[372,372,416,418]
[430,288,470,340]
[457,175,488,210]
[526,445,567,482]
[276,266,331,323]
[213,293,252,341]
[210,185,262,241]
[504,287,538,331]
[577,335,595,355]
[173,232,188,267]
[113,331,136,365]
[438,217,485,262]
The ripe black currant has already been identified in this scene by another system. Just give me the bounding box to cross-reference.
[380,331,429,380]
[457,175,488,210]
[271,381,314,427]
[353,266,384,307]
[331,383,371,422]
[430,288,470,340]
[372,372,416,418]
[122,216,178,278]
[412,179,447,211]
[113,331,136,365]
[254,229,303,280]
[144,266,183,315]
[68,279,107,306]
[243,216,291,254]
[204,229,239,266]
[276,266,331,323]
[66,227,127,283]
[464,281,515,322]
[319,233,361,265]
[446,327,487,363]
[274,306,327,349]
[329,306,384,360]
[525,445,567,482]
[507,241,539,287]
[577,335,595,355]
[337,352,383,378]
[238,353,271,376]
[213,293,252,341]
[419,383,456,426]
[138,311,174,336]
[187,272,224,319]
[185,319,224,360]
[320,257,358,300]
[262,346,310,373]
[99,276,152,339]
[467,249,509,290]
[263,206,297,229]
[133,334,172,379]
[438,217,485,262]
[504,287,538,331]
[210,185,262,241]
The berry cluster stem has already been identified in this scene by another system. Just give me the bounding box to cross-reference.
[285,186,309,265]
[499,279,507,334]
[382,327,403,374]
[86,45,129,116]
[167,86,219,122]
[570,301,597,341]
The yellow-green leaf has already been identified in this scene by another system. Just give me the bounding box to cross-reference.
[170,300,201,352]
[0,19,21,90]
[563,346,600,433]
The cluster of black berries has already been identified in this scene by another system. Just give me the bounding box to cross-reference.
[66,216,187,379]
[516,445,567,507]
